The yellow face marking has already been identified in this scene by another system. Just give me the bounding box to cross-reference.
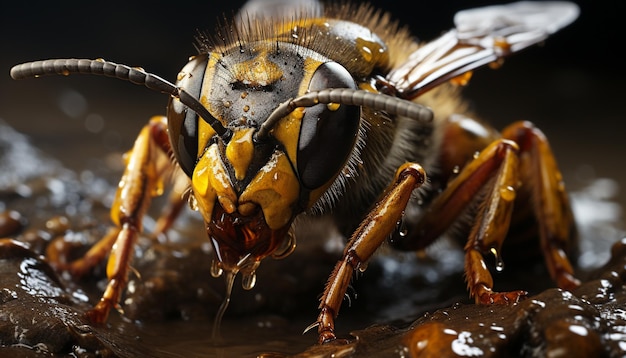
[299,57,324,95]
[239,151,300,230]
[196,119,217,160]
[231,53,283,87]
[192,144,238,220]
[225,128,255,181]
[271,107,304,169]
[196,54,219,158]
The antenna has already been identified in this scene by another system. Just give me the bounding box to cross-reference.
[10,58,230,138]
[256,88,433,140]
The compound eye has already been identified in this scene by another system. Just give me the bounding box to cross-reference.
[167,54,210,177]
[297,62,360,189]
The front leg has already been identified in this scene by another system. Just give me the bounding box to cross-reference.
[69,116,176,323]
[312,163,426,343]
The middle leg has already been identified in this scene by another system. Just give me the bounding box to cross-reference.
[392,138,528,304]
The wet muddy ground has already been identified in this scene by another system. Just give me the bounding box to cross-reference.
[1,0,625,357]
[0,130,624,358]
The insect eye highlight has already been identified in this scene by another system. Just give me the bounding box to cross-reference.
[297,62,360,190]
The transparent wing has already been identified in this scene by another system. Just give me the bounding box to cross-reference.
[386,1,579,99]
[237,0,322,20]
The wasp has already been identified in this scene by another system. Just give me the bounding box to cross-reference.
[10,0,580,344]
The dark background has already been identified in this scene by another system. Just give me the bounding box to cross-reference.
[0,0,624,208]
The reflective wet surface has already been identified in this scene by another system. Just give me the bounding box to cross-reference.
[0,119,624,357]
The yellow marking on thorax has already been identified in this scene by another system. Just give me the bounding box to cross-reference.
[355,36,388,67]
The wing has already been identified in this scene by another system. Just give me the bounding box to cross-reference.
[236,0,322,20]
[386,1,579,100]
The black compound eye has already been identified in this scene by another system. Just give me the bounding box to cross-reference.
[167,54,209,177]
[297,61,360,189]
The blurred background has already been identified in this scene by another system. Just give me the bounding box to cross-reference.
[0,0,624,217]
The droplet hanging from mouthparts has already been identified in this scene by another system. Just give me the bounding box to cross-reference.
[241,271,257,290]
[210,258,223,278]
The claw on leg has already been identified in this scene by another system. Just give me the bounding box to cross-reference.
[85,278,124,323]
[474,285,527,304]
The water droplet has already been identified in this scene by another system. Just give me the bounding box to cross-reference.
[327,102,340,111]
[398,219,409,237]
[187,194,199,211]
[272,229,297,259]
[242,271,257,290]
[210,259,223,278]
[490,247,505,272]
[358,261,368,273]
[452,165,460,174]
[499,185,516,201]
[360,46,373,62]
[473,151,480,159]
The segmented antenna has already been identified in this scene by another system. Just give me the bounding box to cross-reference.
[255,88,434,140]
[10,58,230,138]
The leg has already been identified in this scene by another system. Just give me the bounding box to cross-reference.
[391,120,578,304]
[462,139,526,303]
[502,121,579,291]
[62,116,177,323]
[153,171,191,238]
[398,138,528,304]
[313,163,426,343]
[86,116,177,322]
